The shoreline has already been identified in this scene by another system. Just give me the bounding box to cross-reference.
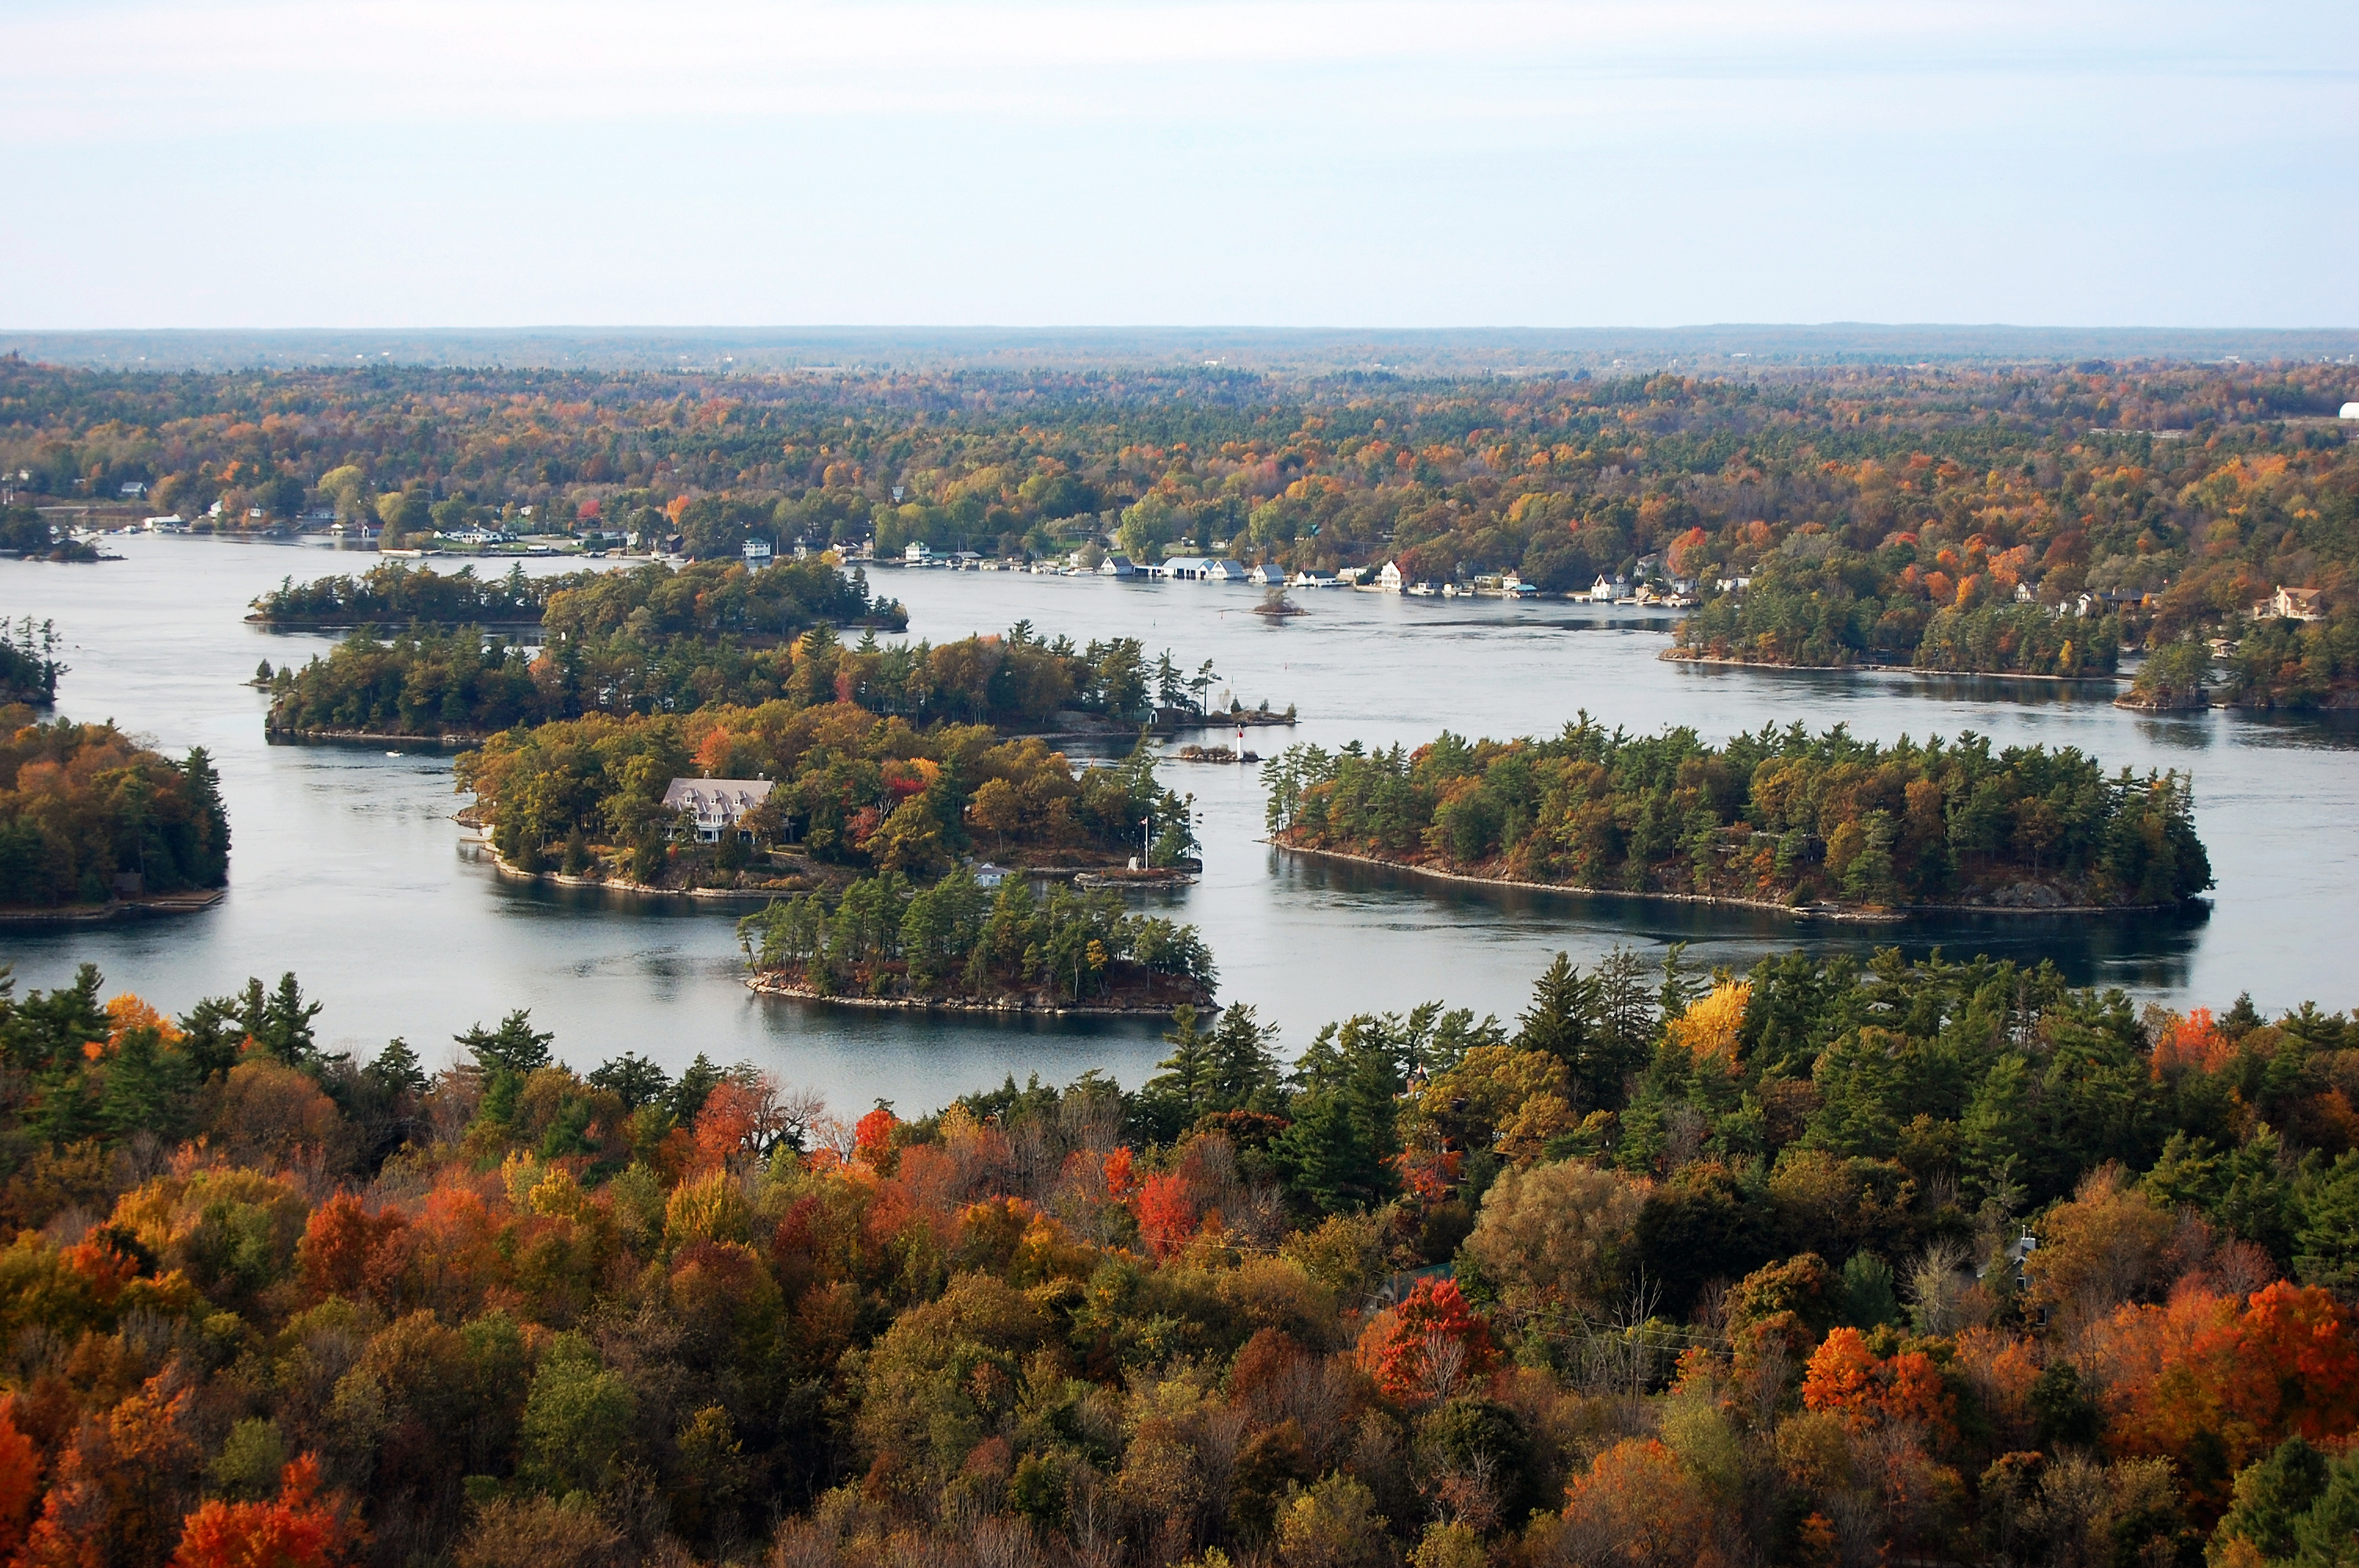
[475,839,805,901]
[1661,651,2125,686]
[269,728,489,746]
[0,887,226,926]
[745,971,1201,1018]
[1268,840,2188,922]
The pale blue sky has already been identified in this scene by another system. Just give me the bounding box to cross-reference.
[4,0,2352,328]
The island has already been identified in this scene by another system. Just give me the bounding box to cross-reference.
[454,701,1199,895]
[0,708,230,916]
[1261,717,2212,916]
[736,865,1215,1013]
[0,619,62,706]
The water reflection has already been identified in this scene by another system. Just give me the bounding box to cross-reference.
[1279,851,2208,994]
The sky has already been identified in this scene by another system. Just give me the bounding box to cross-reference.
[2,0,2354,329]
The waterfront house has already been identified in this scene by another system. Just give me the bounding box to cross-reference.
[1248,561,1286,585]
[742,537,774,565]
[1161,557,1247,582]
[1099,554,1141,578]
[904,542,933,564]
[2253,585,2324,622]
[1376,561,1405,593]
[662,778,775,842]
[1290,568,1340,589]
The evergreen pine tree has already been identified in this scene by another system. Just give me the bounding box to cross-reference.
[456,1009,554,1076]
[1207,1003,1281,1112]
[1140,1005,1215,1140]
[365,1036,431,1098]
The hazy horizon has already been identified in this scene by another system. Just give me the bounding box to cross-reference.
[8,323,2357,376]
[5,1,2352,332]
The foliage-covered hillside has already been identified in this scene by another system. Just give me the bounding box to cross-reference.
[0,711,227,908]
[1,944,2357,1566]
[1263,720,2212,912]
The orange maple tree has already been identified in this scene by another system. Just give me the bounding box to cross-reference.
[169,1455,354,1568]
[1365,1277,1498,1403]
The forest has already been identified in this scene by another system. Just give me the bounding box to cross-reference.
[737,866,1218,1008]
[249,564,588,629]
[454,703,1197,887]
[1261,720,2212,913]
[6,354,2354,702]
[0,938,2357,1567]
[0,710,229,909]
[1672,564,2125,679]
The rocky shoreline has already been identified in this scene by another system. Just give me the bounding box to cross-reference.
[270,727,488,746]
[744,971,1201,1018]
[0,887,226,926]
[1661,650,2124,684]
[1270,840,2184,921]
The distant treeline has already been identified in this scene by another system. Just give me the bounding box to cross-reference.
[0,710,229,907]
[456,703,1195,880]
[739,866,1216,1006]
[1263,719,2212,910]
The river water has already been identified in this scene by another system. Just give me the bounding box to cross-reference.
[2,538,2354,1113]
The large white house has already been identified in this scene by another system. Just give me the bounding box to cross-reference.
[1161,556,1247,581]
[663,778,776,841]
[1375,561,1405,593]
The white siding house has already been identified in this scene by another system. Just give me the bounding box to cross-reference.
[663,778,776,842]
[1376,561,1405,593]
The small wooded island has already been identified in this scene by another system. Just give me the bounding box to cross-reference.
[456,702,1198,895]
[736,866,1216,1014]
[1262,718,2212,916]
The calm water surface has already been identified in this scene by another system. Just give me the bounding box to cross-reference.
[2,538,2354,1111]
